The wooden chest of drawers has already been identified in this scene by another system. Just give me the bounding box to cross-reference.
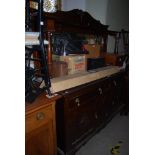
[25,94,59,155]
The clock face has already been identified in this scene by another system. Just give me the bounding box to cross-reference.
[43,0,57,12]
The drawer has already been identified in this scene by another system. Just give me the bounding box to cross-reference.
[63,78,111,110]
[26,105,53,133]
[68,93,98,109]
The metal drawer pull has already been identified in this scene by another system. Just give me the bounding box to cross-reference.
[113,80,117,86]
[75,98,80,107]
[94,113,98,119]
[98,88,103,94]
[36,112,45,120]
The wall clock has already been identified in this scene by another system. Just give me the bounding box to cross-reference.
[43,0,57,12]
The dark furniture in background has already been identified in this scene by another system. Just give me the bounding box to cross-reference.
[104,29,129,67]
[107,29,129,54]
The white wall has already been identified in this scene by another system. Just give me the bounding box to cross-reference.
[106,0,129,31]
[106,0,129,52]
[61,0,86,11]
[61,0,107,25]
[61,0,129,30]
[85,0,108,25]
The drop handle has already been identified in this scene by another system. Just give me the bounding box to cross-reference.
[113,80,117,86]
[36,112,45,120]
[98,88,103,95]
[94,113,98,119]
[75,98,80,107]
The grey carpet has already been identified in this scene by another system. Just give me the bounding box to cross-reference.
[75,114,129,155]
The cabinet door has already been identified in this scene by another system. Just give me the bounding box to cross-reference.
[63,84,100,151]
[106,73,124,115]
[96,88,112,124]
[25,104,56,155]
[96,74,124,123]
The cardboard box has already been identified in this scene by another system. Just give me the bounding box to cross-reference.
[52,55,86,75]
[105,54,117,65]
[103,53,127,66]
[49,61,68,78]
[84,44,101,58]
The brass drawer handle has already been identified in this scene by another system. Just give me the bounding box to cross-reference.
[75,98,80,107]
[94,113,98,119]
[36,112,45,120]
[98,88,103,95]
[113,80,117,86]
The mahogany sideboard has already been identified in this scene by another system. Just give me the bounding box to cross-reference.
[55,70,125,155]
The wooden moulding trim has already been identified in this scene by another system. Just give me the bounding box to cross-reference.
[44,9,108,34]
[25,93,62,114]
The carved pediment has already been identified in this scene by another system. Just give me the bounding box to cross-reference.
[44,9,108,34]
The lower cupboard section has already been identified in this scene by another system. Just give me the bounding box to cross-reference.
[56,72,125,155]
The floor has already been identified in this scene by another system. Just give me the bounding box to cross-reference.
[75,113,129,155]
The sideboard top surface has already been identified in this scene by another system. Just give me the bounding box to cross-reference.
[41,66,123,93]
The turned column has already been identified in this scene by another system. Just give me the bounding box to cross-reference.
[47,31,52,64]
[47,31,53,77]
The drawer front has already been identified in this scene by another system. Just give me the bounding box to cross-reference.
[67,88,99,110]
[26,105,53,133]
[64,78,111,110]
